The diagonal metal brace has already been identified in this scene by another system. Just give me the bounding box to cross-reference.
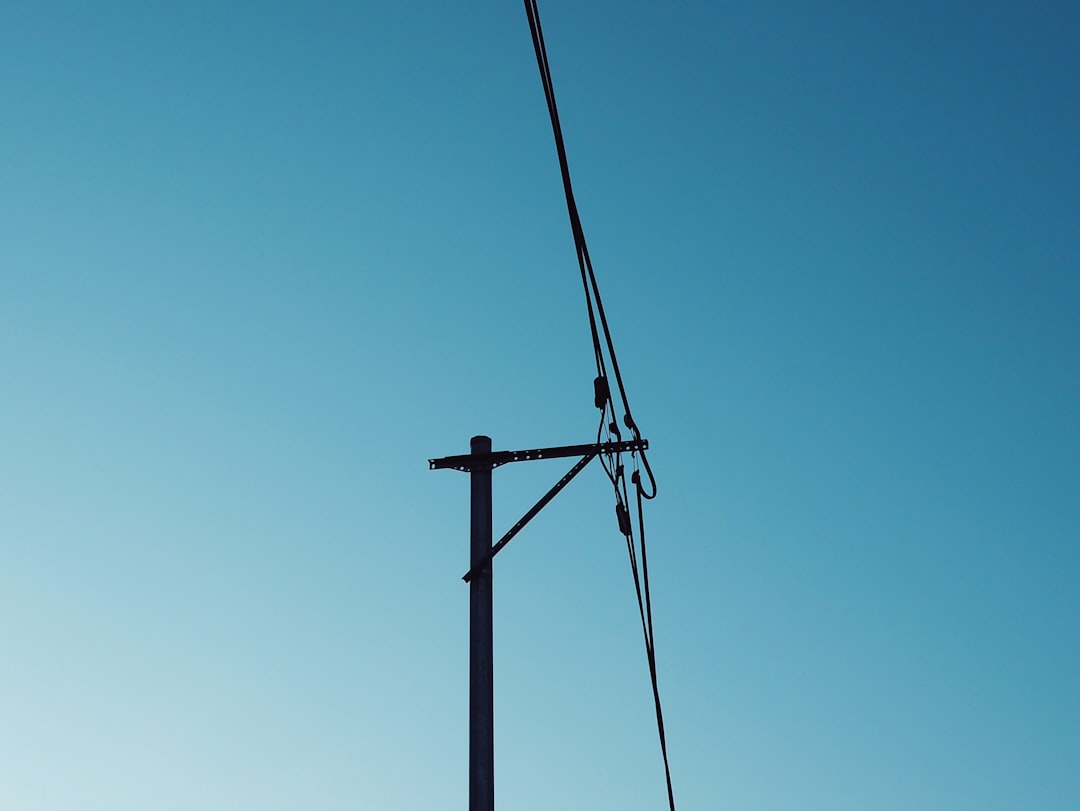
[462,452,597,582]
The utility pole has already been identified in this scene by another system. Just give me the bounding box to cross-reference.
[430,435,648,811]
[468,435,494,811]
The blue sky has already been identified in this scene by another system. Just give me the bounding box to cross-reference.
[2,1,1077,809]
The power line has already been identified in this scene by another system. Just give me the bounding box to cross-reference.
[521,2,675,808]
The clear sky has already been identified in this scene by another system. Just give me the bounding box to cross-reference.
[2,2,1077,809]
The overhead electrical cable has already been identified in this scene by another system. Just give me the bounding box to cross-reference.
[521,2,674,809]
[522,0,657,499]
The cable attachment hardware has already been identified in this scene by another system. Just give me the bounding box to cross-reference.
[616,501,633,537]
[594,376,611,410]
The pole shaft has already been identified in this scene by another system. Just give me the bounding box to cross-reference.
[469,435,494,811]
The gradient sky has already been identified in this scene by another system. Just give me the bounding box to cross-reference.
[2,2,1078,809]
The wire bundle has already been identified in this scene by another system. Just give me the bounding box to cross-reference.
[522,2,674,808]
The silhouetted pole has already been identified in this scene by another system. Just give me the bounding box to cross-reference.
[430,436,648,811]
[469,435,494,811]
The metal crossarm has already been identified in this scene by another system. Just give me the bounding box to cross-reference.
[429,439,647,472]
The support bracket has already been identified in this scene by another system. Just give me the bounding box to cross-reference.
[462,451,595,582]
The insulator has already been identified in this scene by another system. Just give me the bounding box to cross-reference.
[594,376,610,410]
[616,502,632,536]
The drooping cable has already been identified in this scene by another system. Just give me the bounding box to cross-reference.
[521,3,673,808]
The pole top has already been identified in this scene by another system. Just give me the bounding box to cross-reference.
[471,435,492,452]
